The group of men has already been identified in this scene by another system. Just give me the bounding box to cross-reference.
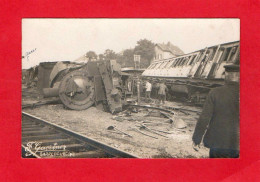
[145,79,168,104]
[143,63,240,158]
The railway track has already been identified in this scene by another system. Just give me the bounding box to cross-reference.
[22,112,138,158]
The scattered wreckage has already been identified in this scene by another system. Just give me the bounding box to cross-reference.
[108,104,189,139]
[22,60,203,142]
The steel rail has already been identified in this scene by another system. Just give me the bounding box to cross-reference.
[127,104,175,115]
[22,112,138,158]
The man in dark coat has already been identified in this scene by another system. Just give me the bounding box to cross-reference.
[192,64,240,158]
[158,80,168,104]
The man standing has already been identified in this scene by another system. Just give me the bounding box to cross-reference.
[145,80,152,102]
[158,80,168,104]
[192,64,240,158]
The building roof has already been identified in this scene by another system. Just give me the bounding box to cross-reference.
[156,42,184,56]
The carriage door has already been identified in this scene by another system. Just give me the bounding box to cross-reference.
[201,45,220,78]
[194,49,212,78]
[214,46,235,78]
[189,50,207,77]
[207,47,224,78]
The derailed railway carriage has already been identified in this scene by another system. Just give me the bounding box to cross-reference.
[142,41,240,104]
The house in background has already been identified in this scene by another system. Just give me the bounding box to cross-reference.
[153,42,184,62]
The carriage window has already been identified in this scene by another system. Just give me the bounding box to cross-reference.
[155,62,164,69]
[201,53,209,63]
[221,47,232,62]
[170,59,176,67]
[228,46,238,63]
[215,50,224,63]
[181,58,186,66]
[152,64,157,69]
[175,59,180,67]
[148,64,156,69]
[153,63,160,69]
[164,61,170,68]
[157,63,163,68]
[179,58,186,66]
[183,57,189,65]
[209,48,217,60]
[159,61,167,68]
[147,64,153,69]
[198,53,204,60]
[178,58,184,66]
[164,61,171,68]
[183,57,190,65]
[166,59,175,68]
[194,52,204,64]
[179,58,184,66]
[151,63,156,69]
[163,61,169,68]
[171,59,178,67]
[176,58,184,66]
[189,55,196,65]
[173,59,180,67]
[159,62,164,68]
[172,59,176,67]
[164,61,168,67]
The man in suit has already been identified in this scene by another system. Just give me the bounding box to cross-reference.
[192,64,240,158]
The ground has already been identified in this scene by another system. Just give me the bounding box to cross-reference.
[22,85,209,158]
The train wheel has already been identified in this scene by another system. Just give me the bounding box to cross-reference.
[58,70,95,110]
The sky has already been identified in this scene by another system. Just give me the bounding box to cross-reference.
[22,18,240,69]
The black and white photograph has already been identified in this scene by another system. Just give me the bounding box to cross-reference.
[22,18,240,158]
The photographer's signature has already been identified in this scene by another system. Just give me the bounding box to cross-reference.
[24,142,75,157]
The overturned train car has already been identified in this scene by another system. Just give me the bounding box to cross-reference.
[142,41,240,104]
[43,60,124,113]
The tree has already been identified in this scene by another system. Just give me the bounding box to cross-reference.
[116,54,123,65]
[134,39,155,68]
[98,54,105,60]
[116,49,134,67]
[104,49,117,60]
[123,49,134,67]
[86,51,97,61]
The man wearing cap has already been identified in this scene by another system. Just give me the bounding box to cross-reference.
[192,64,240,158]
